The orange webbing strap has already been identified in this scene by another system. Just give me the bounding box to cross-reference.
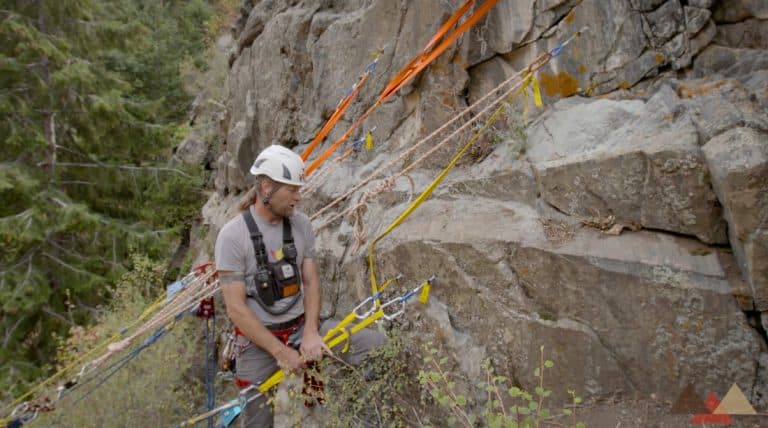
[301,55,379,161]
[422,0,474,54]
[378,0,474,100]
[376,0,500,101]
[305,0,501,176]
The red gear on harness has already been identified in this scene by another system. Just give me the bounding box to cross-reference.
[233,315,324,406]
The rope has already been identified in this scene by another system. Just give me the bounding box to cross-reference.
[204,314,216,427]
[67,325,173,409]
[301,50,383,161]
[84,269,218,372]
[367,103,508,306]
[308,54,542,226]
[303,0,503,176]
[0,267,208,422]
[0,266,219,426]
[311,60,545,233]
[309,26,589,231]
[300,147,355,196]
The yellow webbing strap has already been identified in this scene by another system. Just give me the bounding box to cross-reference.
[366,104,508,307]
[256,308,386,394]
[521,72,543,115]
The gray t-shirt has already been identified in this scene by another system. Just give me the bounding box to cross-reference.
[215,206,315,326]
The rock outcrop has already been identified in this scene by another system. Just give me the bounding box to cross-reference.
[198,0,768,417]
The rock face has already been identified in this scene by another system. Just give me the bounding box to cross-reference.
[703,128,768,311]
[201,0,768,416]
[335,198,761,401]
[527,90,727,244]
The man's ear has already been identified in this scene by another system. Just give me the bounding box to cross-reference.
[259,179,272,196]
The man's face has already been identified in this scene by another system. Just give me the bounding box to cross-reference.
[265,181,301,217]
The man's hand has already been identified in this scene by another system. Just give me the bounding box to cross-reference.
[275,346,304,373]
[300,330,332,362]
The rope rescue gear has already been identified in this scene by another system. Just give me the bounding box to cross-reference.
[241,210,302,314]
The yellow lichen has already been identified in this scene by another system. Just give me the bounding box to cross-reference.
[539,71,579,97]
[677,79,733,98]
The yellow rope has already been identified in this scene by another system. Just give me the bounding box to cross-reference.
[366,103,509,307]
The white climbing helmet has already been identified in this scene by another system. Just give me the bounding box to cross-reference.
[249,145,306,186]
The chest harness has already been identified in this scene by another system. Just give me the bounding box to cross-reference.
[241,210,303,314]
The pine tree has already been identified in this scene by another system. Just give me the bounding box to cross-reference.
[0,0,212,396]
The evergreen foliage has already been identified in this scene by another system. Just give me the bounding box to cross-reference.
[0,0,213,398]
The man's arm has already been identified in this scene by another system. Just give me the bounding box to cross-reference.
[219,271,303,371]
[299,259,331,360]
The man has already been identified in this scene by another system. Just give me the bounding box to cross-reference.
[215,144,383,426]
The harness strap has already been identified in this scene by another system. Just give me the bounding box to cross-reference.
[241,211,269,268]
[240,210,302,315]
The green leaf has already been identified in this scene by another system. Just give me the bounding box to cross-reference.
[544,360,554,368]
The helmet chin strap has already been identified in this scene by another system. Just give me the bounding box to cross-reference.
[261,182,284,217]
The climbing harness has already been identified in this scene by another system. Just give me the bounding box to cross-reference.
[230,314,326,409]
[174,274,436,427]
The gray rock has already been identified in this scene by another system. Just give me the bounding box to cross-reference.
[204,1,768,415]
[467,56,517,106]
[217,121,250,192]
[340,197,763,402]
[528,93,727,243]
[681,79,768,143]
[672,19,716,70]
[712,0,768,23]
[473,0,536,61]
[629,0,667,12]
[692,45,768,107]
[688,0,713,8]
[437,147,538,206]
[693,45,768,77]
[714,18,768,49]
[745,69,768,110]
[703,127,768,310]
[173,130,208,166]
[684,6,711,37]
[642,0,684,46]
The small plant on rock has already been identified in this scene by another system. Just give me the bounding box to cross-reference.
[419,344,586,428]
